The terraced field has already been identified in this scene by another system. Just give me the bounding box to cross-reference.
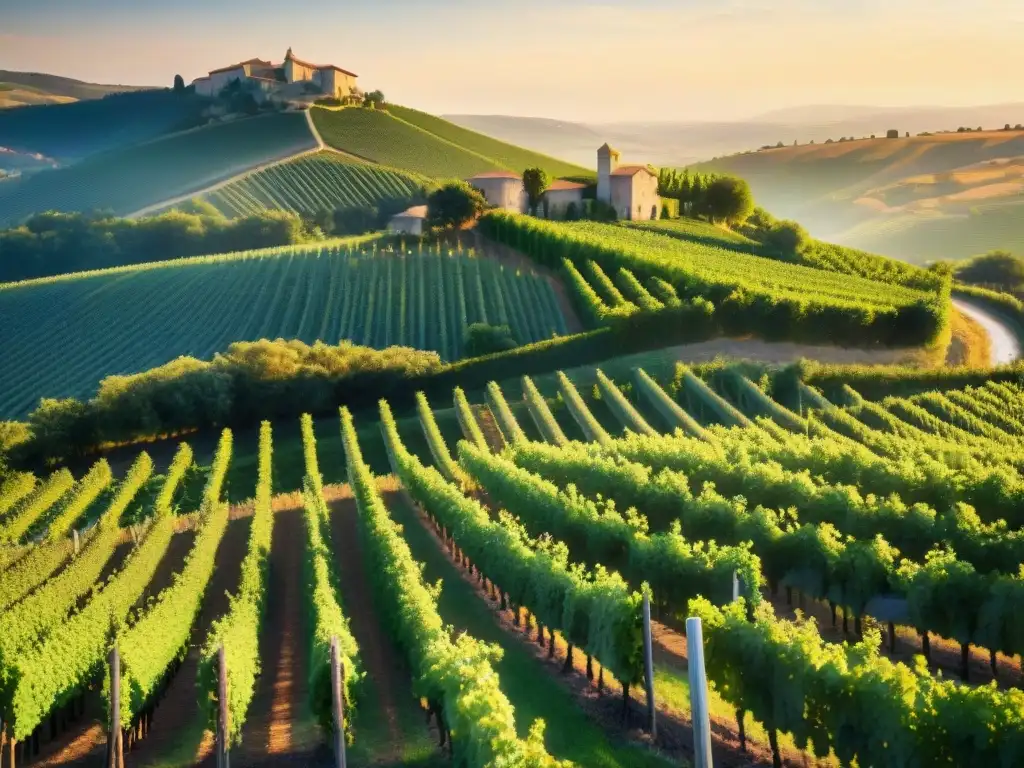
[201,151,429,218]
[0,112,317,225]
[0,239,568,418]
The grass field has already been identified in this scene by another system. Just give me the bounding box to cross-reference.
[386,104,593,179]
[201,151,429,218]
[0,112,316,225]
[0,240,568,418]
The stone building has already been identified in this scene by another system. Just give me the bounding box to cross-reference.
[192,48,358,101]
[387,205,427,236]
[466,171,528,213]
[597,143,660,221]
[542,180,587,217]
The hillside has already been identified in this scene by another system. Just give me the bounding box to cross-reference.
[0,112,317,225]
[695,129,1024,263]
[312,106,591,180]
[0,238,570,418]
[199,151,430,218]
[0,83,76,109]
[0,88,205,162]
[0,70,154,104]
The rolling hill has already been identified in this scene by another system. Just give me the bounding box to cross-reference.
[0,88,205,162]
[0,70,154,105]
[312,106,593,180]
[0,111,318,225]
[199,151,431,218]
[695,129,1024,263]
[0,238,569,418]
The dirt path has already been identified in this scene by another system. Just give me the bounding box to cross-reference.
[126,513,253,767]
[472,406,506,452]
[328,495,434,766]
[237,504,321,764]
[953,295,1022,364]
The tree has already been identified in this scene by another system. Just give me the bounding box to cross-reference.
[703,177,754,225]
[764,220,811,259]
[464,323,518,357]
[522,167,550,215]
[955,250,1024,291]
[173,74,185,94]
[363,90,386,109]
[426,181,487,230]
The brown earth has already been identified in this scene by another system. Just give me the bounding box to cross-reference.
[237,503,322,764]
[472,405,506,452]
[328,494,433,765]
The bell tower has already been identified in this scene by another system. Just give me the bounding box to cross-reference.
[597,143,620,204]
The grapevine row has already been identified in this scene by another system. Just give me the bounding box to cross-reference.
[521,376,569,446]
[453,386,488,449]
[595,369,657,436]
[556,371,611,445]
[0,468,75,543]
[415,392,463,483]
[485,381,527,445]
[345,405,568,767]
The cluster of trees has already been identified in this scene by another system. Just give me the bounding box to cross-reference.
[425,180,489,230]
[17,339,443,462]
[953,250,1024,294]
[657,169,755,225]
[0,204,314,282]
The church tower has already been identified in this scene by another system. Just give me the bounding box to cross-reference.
[597,143,620,204]
[284,47,295,83]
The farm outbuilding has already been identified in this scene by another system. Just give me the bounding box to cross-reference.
[543,180,587,218]
[467,171,527,213]
[388,204,428,236]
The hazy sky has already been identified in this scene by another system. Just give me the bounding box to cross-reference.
[2,0,1022,122]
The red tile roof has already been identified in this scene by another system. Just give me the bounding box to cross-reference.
[546,180,587,191]
[611,164,655,177]
[468,171,522,180]
[287,55,358,78]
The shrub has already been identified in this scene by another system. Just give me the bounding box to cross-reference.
[764,220,811,259]
[426,181,487,230]
[704,177,754,225]
[464,323,518,357]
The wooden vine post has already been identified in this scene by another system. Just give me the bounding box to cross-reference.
[106,644,124,768]
[217,644,230,768]
[686,617,713,768]
[641,591,656,740]
[330,636,347,768]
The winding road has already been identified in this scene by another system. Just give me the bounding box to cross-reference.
[952,296,1022,365]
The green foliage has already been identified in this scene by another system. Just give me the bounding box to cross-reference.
[453,386,488,450]
[479,212,948,348]
[0,112,315,226]
[595,369,657,436]
[0,468,74,543]
[522,167,551,213]
[464,323,517,357]
[198,423,272,745]
[956,250,1024,291]
[521,376,569,446]
[202,153,430,222]
[426,180,488,229]
[384,105,593,179]
[556,371,611,445]
[0,208,314,282]
[312,107,504,178]
[3,501,175,740]
[763,219,811,259]
[415,392,463,483]
[382,396,647,694]
[43,459,112,539]
[111,433,233,729]
[703,176,755,225]
[633,368,706,438]
[485,381,527,445]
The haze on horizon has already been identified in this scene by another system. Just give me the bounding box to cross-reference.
[2,0,1022,124]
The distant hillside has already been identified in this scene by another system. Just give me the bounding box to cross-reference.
[0,88,205,161]
[313,106,593,180]
[0,82,76,109]
[0,112,317,225]
[695,129,1024,264]
[0,70,154,104]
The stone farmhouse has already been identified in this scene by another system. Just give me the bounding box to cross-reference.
[466,145,660,220]
[192,48,358,101]
[596,143,660,221]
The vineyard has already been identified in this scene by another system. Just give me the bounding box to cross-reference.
[480,211,951,348]
[0,239,569,418]
[2,361,1024,766]
[0,112,317,225]
[200,151,430,218]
